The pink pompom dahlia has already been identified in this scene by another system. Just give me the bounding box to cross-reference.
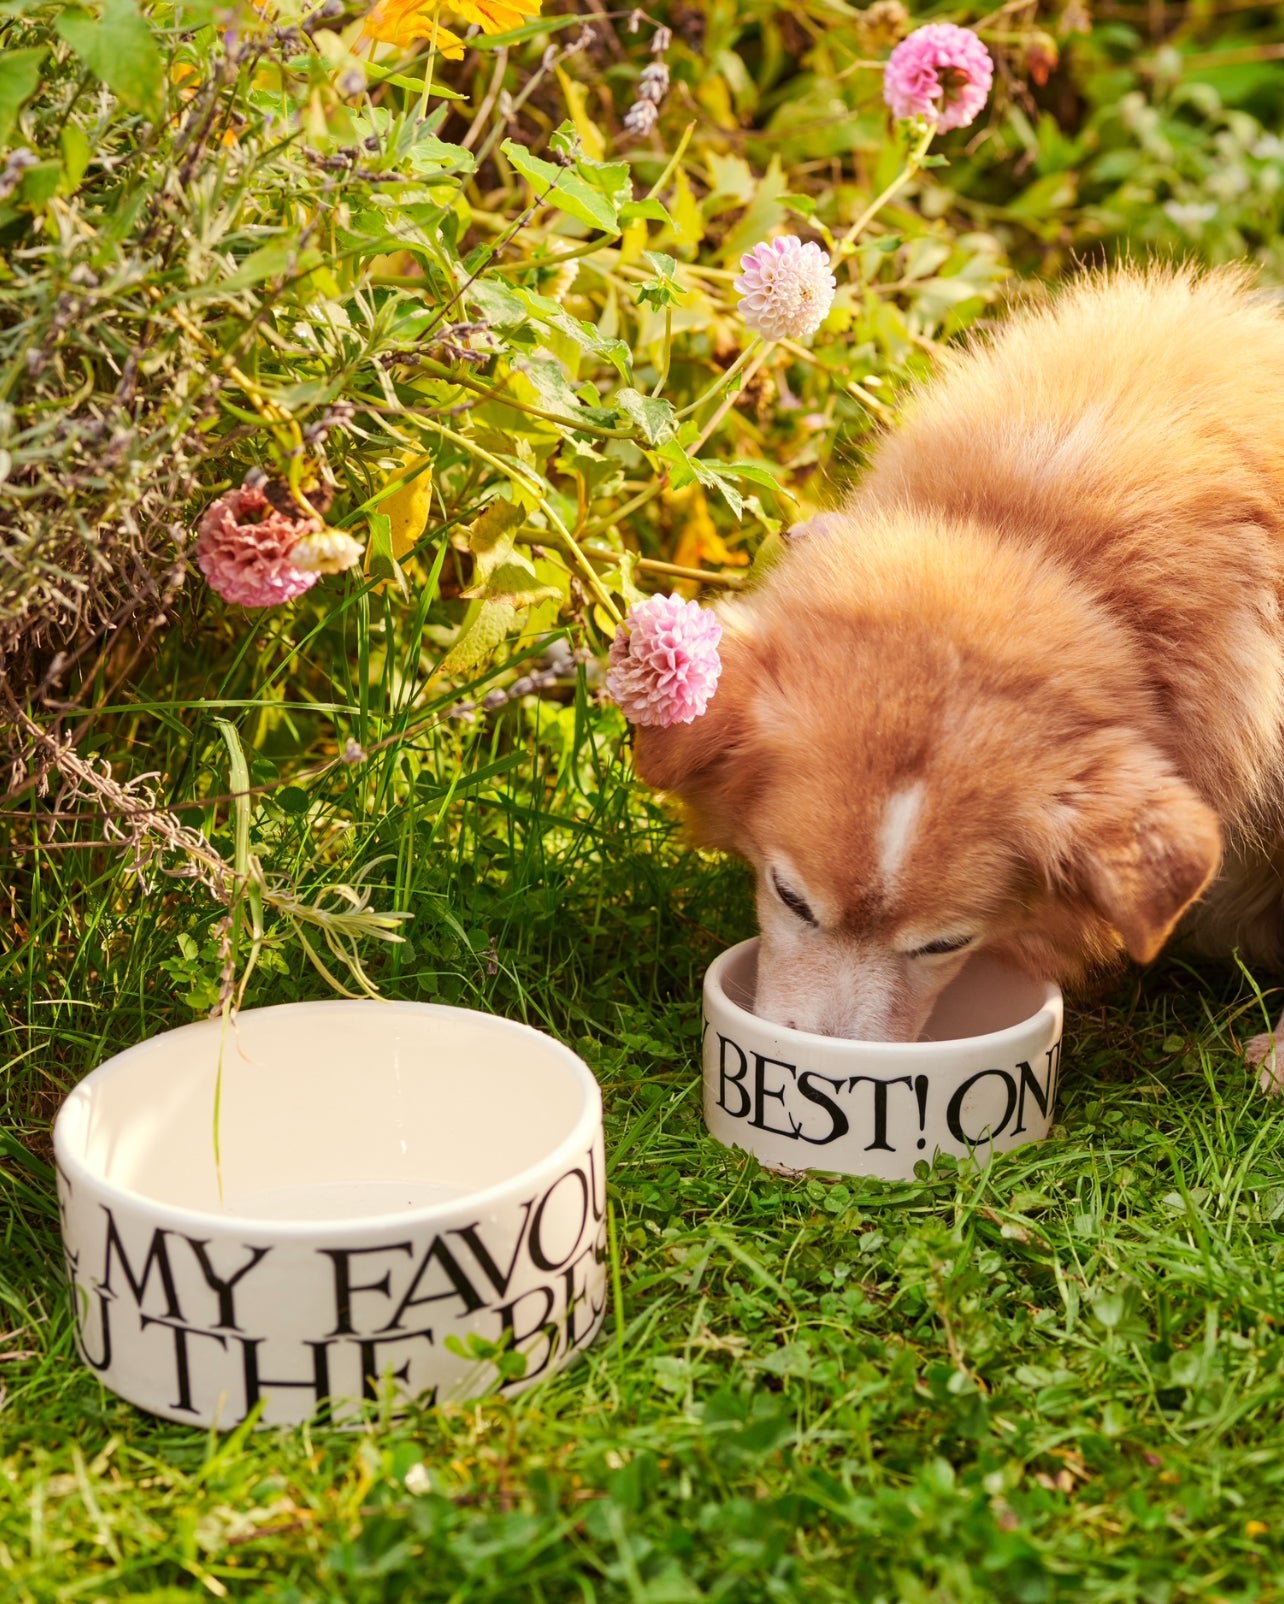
[734,236,836,342]
[883,22,993,131]
[195,486,321,608]
[607,594,723,728]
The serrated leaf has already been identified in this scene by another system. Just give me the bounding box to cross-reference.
[513,287,632,380]
[615,388,678,446]
[463,499,525,588]
[464,557,561,609]
[467,277,528,328]
[501,138,621,236]
[509,357,585,421]
[0,47,43,146]
[57,0,165,123]
[436,598,518,679]
[595,547,645,619]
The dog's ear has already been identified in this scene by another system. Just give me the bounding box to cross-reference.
[1047,739,1222,964]
[631,623,767,850]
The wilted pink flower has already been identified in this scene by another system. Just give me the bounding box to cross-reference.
[883,22,993,131]
[734,236,836,342]
[195,486,320,608]
[608,594,722,727]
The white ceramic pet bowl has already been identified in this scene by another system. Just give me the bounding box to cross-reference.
[54,1000,606,1428]
[703,940,1063,1180]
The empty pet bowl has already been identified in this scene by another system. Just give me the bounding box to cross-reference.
[54,1001,606,1428]
[703,940,1063,1180]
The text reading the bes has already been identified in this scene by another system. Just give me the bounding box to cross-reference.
[60,1149,606,1420]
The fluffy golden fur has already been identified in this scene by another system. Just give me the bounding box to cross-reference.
[634,265,1284,1060]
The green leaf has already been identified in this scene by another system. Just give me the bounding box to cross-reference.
[501,138,622,236]
[719,155,790,266]
[456,500,559,614]
[615,388,678,447]
[509,357,586,421]
[60,122,91,191]
[513,287,632,380]
[0,47,43,146]
[364,511,410,600]
[187,242,323,299]
[403,134,475,176]
[619,197,675,228]
[57,0,165,124]
[467,277,529,328]
[18,159,61,207]
[464,558,561,610]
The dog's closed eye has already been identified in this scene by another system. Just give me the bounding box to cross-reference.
[770,868,818,927]
[907,933,975,959]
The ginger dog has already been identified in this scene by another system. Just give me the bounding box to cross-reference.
[634,266,1284,1075]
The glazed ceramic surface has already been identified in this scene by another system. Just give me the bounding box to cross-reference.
[703,940,1063,1179]
[54,1000,606,1427]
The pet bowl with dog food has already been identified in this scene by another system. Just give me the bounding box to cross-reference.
[54,1000,607,1428]
[703,939,1063,1180]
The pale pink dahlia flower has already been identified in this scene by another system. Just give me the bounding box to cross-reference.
[883,22,993,131]
[607,594,723,727]
[195,486,321,608]
[734,236,836,342]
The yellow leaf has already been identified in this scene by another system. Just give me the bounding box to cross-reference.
[365,454,433,588]
[435,598,518,679]
[670,166,704,250]
[554,66,604,162]
[671,487,749,590]
[618,218,649,267]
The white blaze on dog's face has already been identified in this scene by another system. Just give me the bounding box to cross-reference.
[747,779,997,1041]
[752,788,981,1040]
[632,572,1223,1043]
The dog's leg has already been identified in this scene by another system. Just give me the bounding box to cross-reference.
[1245,1020,1284,1093]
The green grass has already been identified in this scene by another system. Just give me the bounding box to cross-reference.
[4,598,1284,1602]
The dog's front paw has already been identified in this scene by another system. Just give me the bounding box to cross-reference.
[1245,1031,1284,1095]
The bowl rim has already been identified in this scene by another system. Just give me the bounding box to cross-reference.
[53,998,603,1235]
[704,938,1062,1059]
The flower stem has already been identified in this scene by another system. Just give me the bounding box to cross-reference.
[651,305,673,397]
[677,334,763,421]
[692,342,770,452]
[417,5,440,119]
[836,122,936,254]
[645,119,696,201]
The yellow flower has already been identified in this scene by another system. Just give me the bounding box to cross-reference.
[361,0,467,58]
[451,0,541,32]
[361,0,539,53]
